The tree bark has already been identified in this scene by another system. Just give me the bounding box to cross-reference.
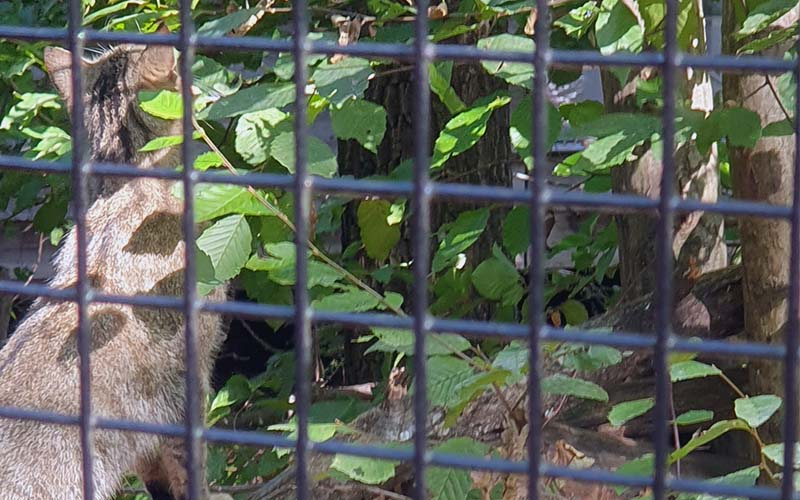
[600,3,726,299]
[722,5,798,444]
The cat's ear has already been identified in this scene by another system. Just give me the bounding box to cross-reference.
[138,22,177,90]
[43,47,75,105]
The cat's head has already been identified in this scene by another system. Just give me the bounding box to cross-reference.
[43,24,182,166]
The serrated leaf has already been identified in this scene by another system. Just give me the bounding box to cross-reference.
[734,395,781,428]
[202,82,295,120]
[670,419,750,463]
[432,94,511,169]
[426,438,489,500]
[330,99,387,153]
[492,341,529,383]
[427,356,474,407]
[541,374,608,402]
[477,34,534,88]
[311,288,381,312]
[139,90,182,120]
[331,454,398,485]
[312,57,373,106]
[270,132,338,178]
[235,108,289,165]
[196,214,252,281]
[608,398,655,427]
[669,360,721,382]
[675,410,714,426]
[432,208,490,272]
[193,183,273,222]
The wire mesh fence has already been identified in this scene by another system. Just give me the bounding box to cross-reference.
[0,0,797,499]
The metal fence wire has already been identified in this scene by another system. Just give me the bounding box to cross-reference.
[0,0,798,498]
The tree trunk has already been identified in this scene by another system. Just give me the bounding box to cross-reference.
[600,4,726,299]
[722,4,798,444]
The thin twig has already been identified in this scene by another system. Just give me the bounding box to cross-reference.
[231,0,277,37]
[765,75,795,128]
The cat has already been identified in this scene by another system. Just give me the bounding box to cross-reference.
[0,26,231,499]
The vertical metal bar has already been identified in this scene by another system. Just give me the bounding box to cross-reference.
[653,0,679,495]
[177,1,202,497]
[779,48,800,500]
[67,0,94,497]
[527,0,549,497]
[412,1,432,498]
[291,2,312,500]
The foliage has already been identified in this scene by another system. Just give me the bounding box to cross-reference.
[0,0,796,497]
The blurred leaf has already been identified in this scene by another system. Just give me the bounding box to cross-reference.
[670,420,750,462]
[510,98,561,169]
[312,58,373,106]
[270,132,338,178]
[595,0,644,55]
[477,34,535,88]
[139,90,182,120]
[429,61,466,114]
[675,410,714,426]
[608,398,654,427]
[669,360,721,382]
[502,205,530,256]
[734,395,781,428]
[203,83,295,120]
[331,454,399,485]
[426,438,489,500]
[541,374,609,402]
[330,99,387,153]
[427,356,474,407]
[432,208,491,272]
[357,199,401,261]
[235,108,289,165]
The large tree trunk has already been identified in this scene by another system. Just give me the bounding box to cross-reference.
[600,3,726,299]
[722,5,798,445]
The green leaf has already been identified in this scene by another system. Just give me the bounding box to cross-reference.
[311,288,381,312]
[270,132,338,178]
[33,197,67,234]
[139,135,184,152]
[696,107,762,154]
[196,214,253,281]
[762,443,800,468]
[763,119,794,137]
[671,420,751,463]
[510,98,561,169]
[541,374,609,402]
[477,34,535,88]
[208,374,251,426]
[357,199,401,261]
[560,100,605,128]
[616,453,654,477]
[471,254,523,306]
[427,356,474,407]
[595,0,644,55]
[777,70,796,119]
[738,0,797,35]
[571,113,661,168]
[203,82,295,120]
[194,151,223,171]
[0,92,60,130]
[669,360,721,382]
[139,90,182,120]
[559,299,589,325]
[492,341,529,383]
[312,58,373,106]
[235,108,289,165]
[197,8,259,36]
[429,61,466,114]
[331,454,398,485]
[432,93,512,169]
[738,26,797,54]
[608,398,655,427]
[432,208,491,272]
[426,438,489,500]
[555,3,600,38]
[193,183,273,222]
[675,410,714,426]
[734,395,782,428]
[502,206,530,256]
[365,328,471,356]
[675,466,761,500]
[192,56,242,109]
[330,99,387,153]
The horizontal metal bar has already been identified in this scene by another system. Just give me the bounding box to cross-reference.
[0,279,790,362]
[0,26,795,74]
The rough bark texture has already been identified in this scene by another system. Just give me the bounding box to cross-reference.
[599,6,726,299]
[722,7,797,444]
